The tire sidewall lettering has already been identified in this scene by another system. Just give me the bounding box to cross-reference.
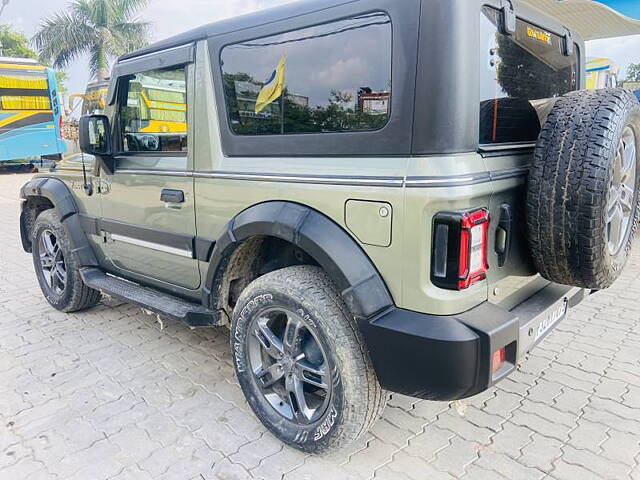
[232,293,273,373]
[232,286,345,450]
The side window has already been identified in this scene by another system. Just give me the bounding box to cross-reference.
[119,65,188,153]
[221,13,392,136]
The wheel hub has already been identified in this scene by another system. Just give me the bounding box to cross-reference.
[279,355,295,375]
[247,308,331,424]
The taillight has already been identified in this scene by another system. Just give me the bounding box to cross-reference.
[431,208,490,290]
[492,347,506,374]
[59,115,65,139]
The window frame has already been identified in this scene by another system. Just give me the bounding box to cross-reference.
[209,0,420,158]
[109,47,195,172]
[116,66,189,155]
[220,12,393,137]
[477,2,583,152]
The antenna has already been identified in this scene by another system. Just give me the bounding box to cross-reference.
[81,152,93,196]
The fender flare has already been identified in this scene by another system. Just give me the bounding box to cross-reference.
[204,201,395,319]
[20,177,99,267]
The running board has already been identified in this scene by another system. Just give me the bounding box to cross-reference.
[79,267,220,327]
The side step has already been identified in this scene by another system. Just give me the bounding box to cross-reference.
[80,267,221,327]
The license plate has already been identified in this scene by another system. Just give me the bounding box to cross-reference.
[534,298,568,342]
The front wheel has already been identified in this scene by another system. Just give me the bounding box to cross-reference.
[32,209,101,312]
[231,266,386,453]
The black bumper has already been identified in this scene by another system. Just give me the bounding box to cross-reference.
[360,283,587,401]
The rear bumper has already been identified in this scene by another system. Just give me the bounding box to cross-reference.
[360,283,587,401]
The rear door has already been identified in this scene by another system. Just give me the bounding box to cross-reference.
[478,6,580,309]
[98,51,201,291]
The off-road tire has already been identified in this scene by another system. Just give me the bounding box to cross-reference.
[527,89,640,289]
[32,209,101,312]
[231,265,387,454]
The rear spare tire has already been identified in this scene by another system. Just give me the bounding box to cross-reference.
[528,89,640,289]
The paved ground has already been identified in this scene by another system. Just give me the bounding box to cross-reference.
[1,173,640,480]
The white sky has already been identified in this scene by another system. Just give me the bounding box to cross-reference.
[2,0,640,99]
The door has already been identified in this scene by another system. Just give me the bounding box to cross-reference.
[99,60,201,290]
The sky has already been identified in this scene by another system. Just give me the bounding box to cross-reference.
[2,0,640,102]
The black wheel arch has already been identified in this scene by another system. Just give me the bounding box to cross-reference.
[20,177,99,268]
[204,201,395,319]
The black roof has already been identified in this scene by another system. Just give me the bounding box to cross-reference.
[119,0,358,61]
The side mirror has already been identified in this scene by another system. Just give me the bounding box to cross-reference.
[79,115,115,174]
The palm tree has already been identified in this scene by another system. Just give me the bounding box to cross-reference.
[33,0,151,81]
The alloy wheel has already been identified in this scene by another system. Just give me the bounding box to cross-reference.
[607,126,637,255]
[39,229,67,295]
[247,307,331,424]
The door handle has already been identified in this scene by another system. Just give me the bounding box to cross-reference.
[160,189,185,204]
[495,204,513,268]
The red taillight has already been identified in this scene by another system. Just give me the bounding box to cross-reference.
[431,208,490,291]
[59,115,65,139]
[492,347,506,374]
[458,209,490,289]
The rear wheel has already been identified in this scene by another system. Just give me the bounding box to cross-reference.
[231,266,386,453]
[32,209,101,312]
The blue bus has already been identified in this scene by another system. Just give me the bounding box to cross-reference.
[0,57,67,162]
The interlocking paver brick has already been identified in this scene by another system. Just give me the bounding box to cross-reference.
[286,457,356,480]
[1,172,640,480]
[138,435,213,477]
[370,418,414,449]
[431,437,480,477]
[509,410,573,442]
[229,434,283,470]
[249,447,307,480]
[567,418,609,452]
[551,459,603,480]
[600,430,640,466]
[404,426,452,460]
[561,445,632,479]
[386,451,456,480]
[517,433,562,473]
[476,452,545,480]
[487,422,532,458]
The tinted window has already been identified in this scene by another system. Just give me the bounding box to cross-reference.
[119,65,188,152]
[221,13,392,136]
[479,7,578,145]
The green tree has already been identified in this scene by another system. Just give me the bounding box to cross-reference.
[0,24,38,58]
[0,24,69,100]
[33,0,151,81]
[55,71,69,99]
[624,63,640,83]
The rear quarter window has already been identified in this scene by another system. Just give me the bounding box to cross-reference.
[220,12,392,136]
[479,7,578,146]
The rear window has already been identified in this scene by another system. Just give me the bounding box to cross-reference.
[479,7,578,146]
[220,13,392,136]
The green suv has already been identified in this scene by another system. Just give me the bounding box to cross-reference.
[19,0,640,453]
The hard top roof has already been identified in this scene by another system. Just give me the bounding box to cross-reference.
[118,0,357,62]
